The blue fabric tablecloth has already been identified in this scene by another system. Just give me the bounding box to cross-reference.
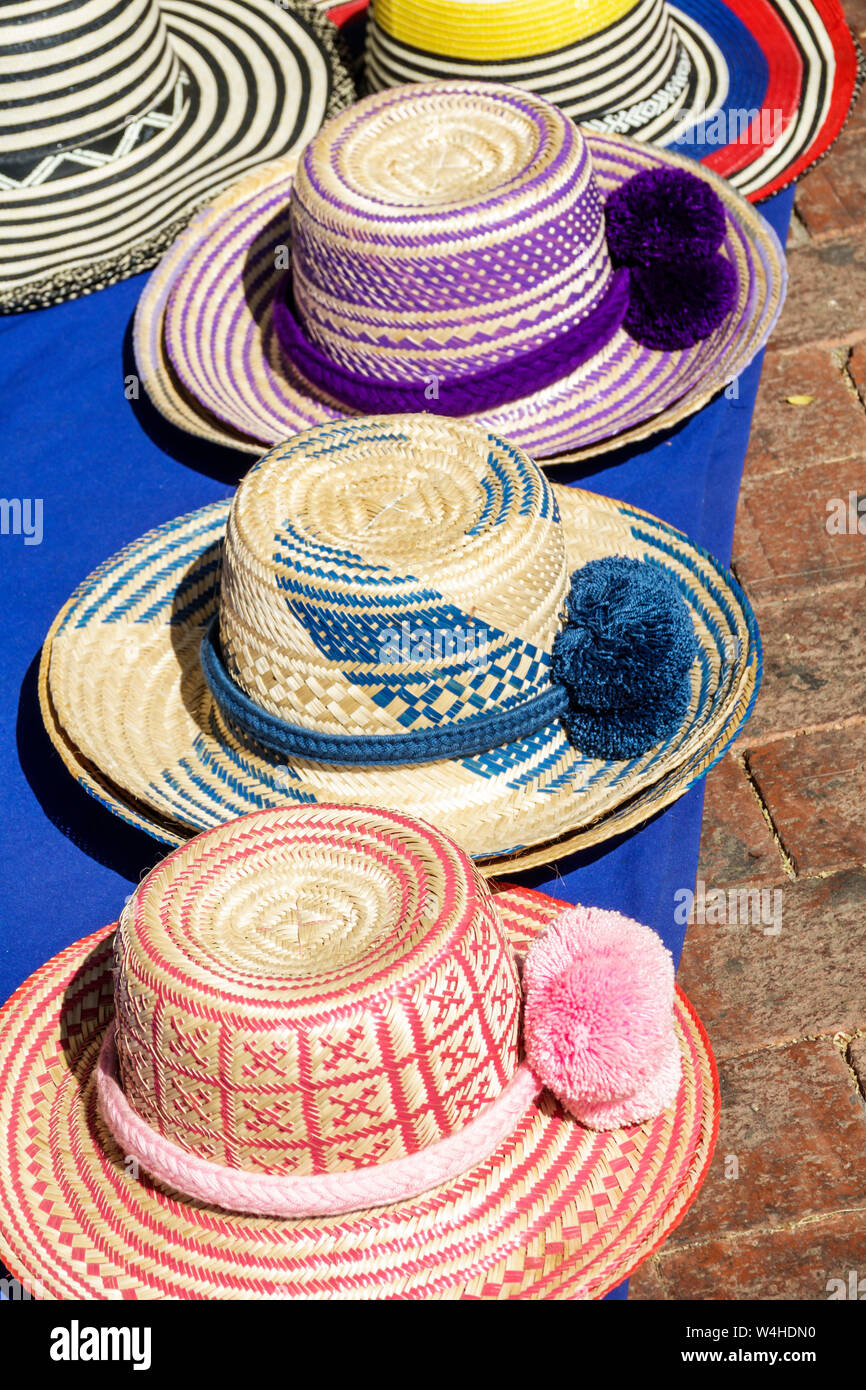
[0,184,793,1300]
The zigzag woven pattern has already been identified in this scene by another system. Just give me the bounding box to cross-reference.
[156,103,787,459]
[201,615,571,764]
[0,73,190,192]
[0,0,179,159]
[272,267,631,414]
[0,0,356,313]
[284,84,615,382]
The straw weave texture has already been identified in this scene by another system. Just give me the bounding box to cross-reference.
[39,416,760,869]
[0,0,355,312]
[364,0,707,149]
[218,420,564,740]
[133,85,787,461]
[363,0,864,203]
[113,806,521,1175]
[0,806,718,1299]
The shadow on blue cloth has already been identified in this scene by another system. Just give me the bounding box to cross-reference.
[16,650,166,885]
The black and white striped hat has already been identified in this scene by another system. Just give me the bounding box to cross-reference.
[0,0,355,312]
[366,0,703,145]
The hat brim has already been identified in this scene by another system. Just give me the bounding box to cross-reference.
[38,480,760,871]
[132,130,785,463]
[0,885,718,1300]
[362,0,863,203]
[691,0,863,200]
[0,0,355,314]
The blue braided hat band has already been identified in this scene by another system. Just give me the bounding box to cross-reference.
[200,617,570,767]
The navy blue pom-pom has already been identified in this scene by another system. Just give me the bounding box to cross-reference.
[552,556,698,760]
[624,255,738,351]
[561,680,695,762]
[605,167,727,264]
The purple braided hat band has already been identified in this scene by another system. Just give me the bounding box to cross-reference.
[275,85,620,402]
[272,268,631,415]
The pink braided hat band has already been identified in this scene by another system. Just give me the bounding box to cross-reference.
[96,1023,541,1218]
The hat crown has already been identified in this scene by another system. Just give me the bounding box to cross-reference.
[217,415,568,741]
[288,82,615,383]
[0,0,180,162]
[113,806,522,1176]
[365,0,688,141]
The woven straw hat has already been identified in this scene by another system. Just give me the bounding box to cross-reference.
[39,415,760,871]
[363,0,863,204]
[0,804,719,1299]
[0,0,355,313]
[133,80,786,464]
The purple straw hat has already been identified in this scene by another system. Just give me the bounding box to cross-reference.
[136,81,786,462]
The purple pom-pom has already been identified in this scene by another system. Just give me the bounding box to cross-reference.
[606,167,728,265]
[624,254,738,351]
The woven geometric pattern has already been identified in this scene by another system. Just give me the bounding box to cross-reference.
[218,418,564,736]
[585,45,692,137]
[41,427,761,870]
[286,84,612,382]
[0,0,180,160]
[0,73,190,192]
[150,107,787,461]
[114,807,521,1175]
[0,875,719,1299]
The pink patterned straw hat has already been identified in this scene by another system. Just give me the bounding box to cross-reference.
[0,805,718,1299]
[134,79,787,463]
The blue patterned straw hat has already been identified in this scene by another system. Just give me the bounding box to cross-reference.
[40,415,760,869]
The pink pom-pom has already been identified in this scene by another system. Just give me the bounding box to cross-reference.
[523,906,682,1129]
